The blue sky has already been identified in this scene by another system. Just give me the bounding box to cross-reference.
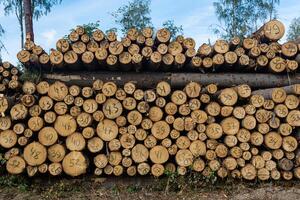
[0,0,299,64]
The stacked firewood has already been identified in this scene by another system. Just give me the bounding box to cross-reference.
[0,79,299,180]
[17,20,300,73]
[0,61,22,94]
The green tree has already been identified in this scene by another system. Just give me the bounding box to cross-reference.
[112,0,184,38]
[162,20,183,40]
[287,17,300,41]
[2,0,62,47]
[264,0,280,20]
[105,28,118,35]
[112,0,153,34]
[0,25,4,62]
[212,0,280,39]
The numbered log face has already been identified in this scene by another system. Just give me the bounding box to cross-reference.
[221,117,240,135]
[175,149,194,167]
[0,130,17,148]
[151,121,170,140]
[286,110,300,127]
[66,132,86,151]
[263,20,285,41]
[219,88,238,106]
[94,154,108,169]
[171,90,187,105]
[156,81,171,97]
[189,140,206,157]
[48,144,66,163]
[10,104,28,120]
[269,57,286,73]
[150,145,169,164]
[6,156,26,175]
[0,117,11,131]
[206,123,223,139]
[0,96,9,113]
[103,99,123,119]
[264,132,282,150]
[102,82,117,97]
[241,164,256,180]
[62,151,87,177]
[97,119,118,141]
[24,142,47,166]
[17,50,31,63]
[282,136,298,152]
[49,163,63,176]
[28,117,44,132]
[76,112,92,127]
[131,144,149,163]
[54,115,77,137]
[48,81,68,101]
[38,127,58,146]
[214,40,229,54]
[184,82,201,98]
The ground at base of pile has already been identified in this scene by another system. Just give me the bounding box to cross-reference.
[0,175,300,200]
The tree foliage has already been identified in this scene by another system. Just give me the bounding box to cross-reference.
[162,20,183,40]
[287,17,300,41]
[106,28,118,35]
[0,25,5,62]
[2,0,62,47]
[213,0,280,39]
[72,21,101,37]
[112,0,183,38]
[112,0,153,34]
[31,0,62,20]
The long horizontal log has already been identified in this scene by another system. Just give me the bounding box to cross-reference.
[43,72,300,88]
[252,84,299,99]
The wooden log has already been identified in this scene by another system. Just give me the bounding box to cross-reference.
[24,142,47,166]
[252,19,285,41]
[156,28,171,43]
[43,72,300,89]
[213,40,229,54]
[62,151,87,176]
[6,156,26,174]
[56,38,70,53]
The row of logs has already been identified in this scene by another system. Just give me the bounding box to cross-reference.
[0,61,22,95]
[17,20,300,73]
[0,79,300,180]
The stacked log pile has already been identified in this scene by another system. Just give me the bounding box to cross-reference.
[17,20,300,73]
[0,61,22,95]
[1,79,300,180]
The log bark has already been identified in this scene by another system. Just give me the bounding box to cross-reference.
[43,72,300,89]
[24,0,34,41]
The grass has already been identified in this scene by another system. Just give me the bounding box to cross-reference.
[0,172,299,199]
[0,175,30,192]
[19,68,42,83]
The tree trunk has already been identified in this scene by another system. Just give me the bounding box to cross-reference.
[15,0,24,48]
[24,0,34,41]
[43,72,300,89]
[20,18,24,49]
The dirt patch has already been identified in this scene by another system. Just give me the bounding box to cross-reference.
[0,175,300,200]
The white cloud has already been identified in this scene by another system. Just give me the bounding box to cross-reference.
[41,30,57,47]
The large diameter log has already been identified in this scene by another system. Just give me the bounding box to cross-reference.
[252,19,285,41]
[43,72,300,88]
